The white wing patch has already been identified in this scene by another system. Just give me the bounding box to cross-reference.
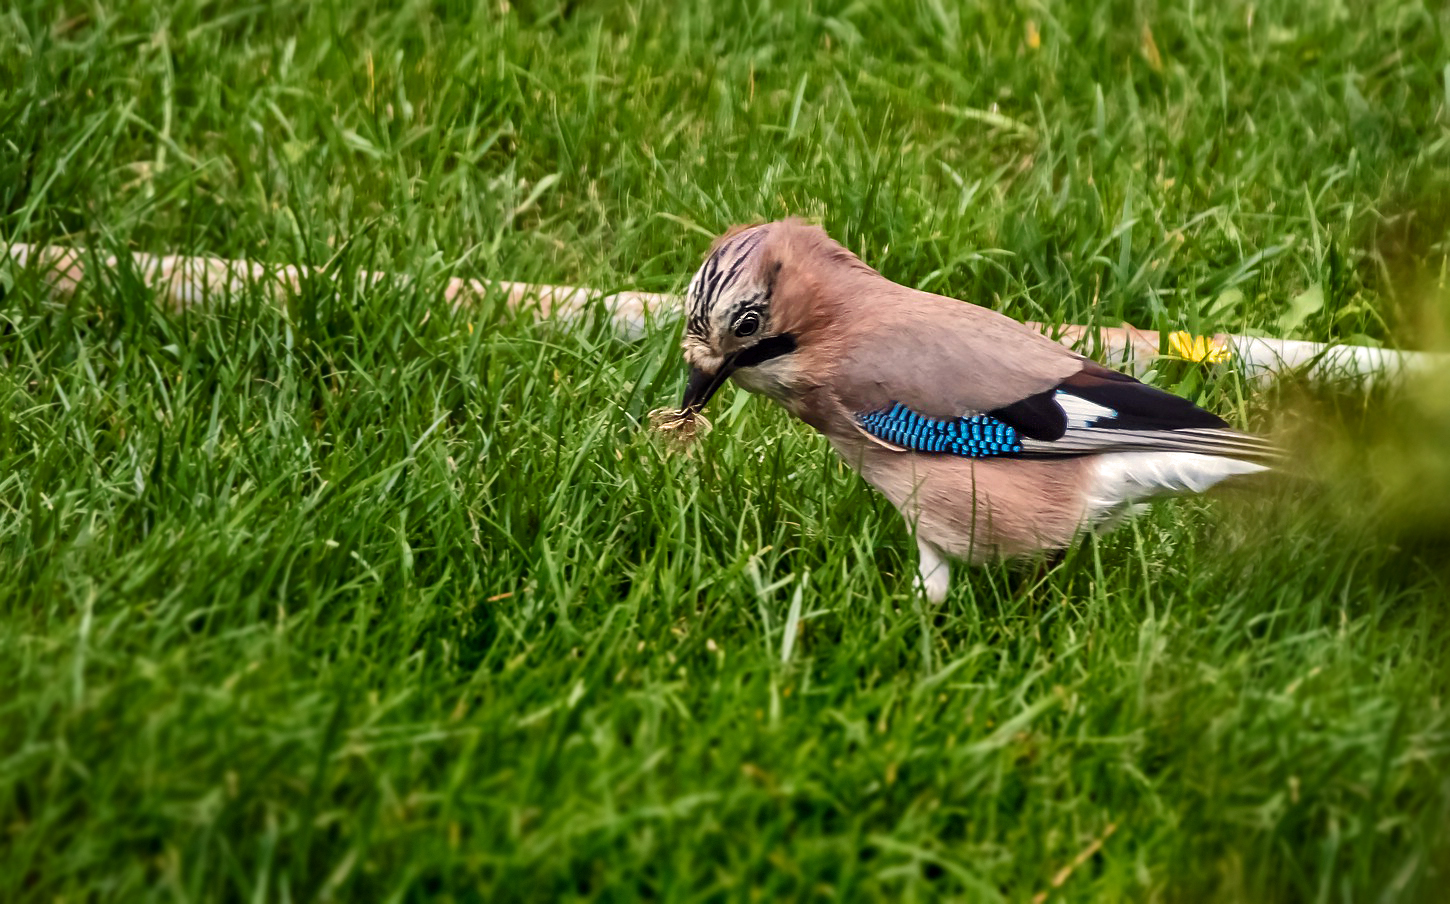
[1054,391,1117,429]
[1083,452,1266,526]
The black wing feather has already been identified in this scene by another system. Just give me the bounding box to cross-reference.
[988,364,1226,439]
[1057,367,1228,431]
[987,390,1067,441]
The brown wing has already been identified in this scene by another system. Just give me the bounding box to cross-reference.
[830,287,1088,420]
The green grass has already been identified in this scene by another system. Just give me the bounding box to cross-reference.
[4,0,1450,900]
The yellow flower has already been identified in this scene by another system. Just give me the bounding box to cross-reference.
[1167,330,1231,364]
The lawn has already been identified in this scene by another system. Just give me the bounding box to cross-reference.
[4,0,1450,900]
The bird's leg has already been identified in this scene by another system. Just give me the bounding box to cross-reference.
[915,538,951,604]
[1014,547,1066,599]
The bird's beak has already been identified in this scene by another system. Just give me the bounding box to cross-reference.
[681,359,734,413]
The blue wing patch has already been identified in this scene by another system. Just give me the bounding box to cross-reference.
[858,403,1023,458]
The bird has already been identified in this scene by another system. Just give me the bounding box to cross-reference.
[670,219,1276,603]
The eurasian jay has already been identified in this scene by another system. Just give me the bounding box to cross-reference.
[673,219,1275,602]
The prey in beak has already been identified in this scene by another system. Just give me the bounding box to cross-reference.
[647,359,733,448]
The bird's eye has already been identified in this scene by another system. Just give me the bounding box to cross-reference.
[733,312,761,337]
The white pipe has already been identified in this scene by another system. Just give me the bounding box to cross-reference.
[5,242,1441,382]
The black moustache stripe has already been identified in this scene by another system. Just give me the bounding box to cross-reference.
[731,333,798,370]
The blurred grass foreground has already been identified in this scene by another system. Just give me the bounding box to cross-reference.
[4,1,1450,901]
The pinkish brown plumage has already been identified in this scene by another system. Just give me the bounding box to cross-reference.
[674,219,1274,601]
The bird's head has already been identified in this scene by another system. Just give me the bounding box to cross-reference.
[678,220,846,414]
